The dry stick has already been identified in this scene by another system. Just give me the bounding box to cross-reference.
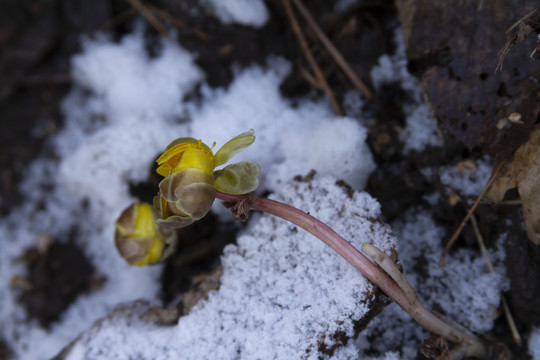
[145,3,210,41]
[101,7,138,31]
[469,215,522,346]
[498,199,522,206]
[299,66,325,90]
[439,161,505,267]
[291,0,373,100]
[125,0,169,37]
[497,8,540,71]
[216,191,487,358]
[282,0,343,116]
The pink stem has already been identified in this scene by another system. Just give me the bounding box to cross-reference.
[215,191,486,356]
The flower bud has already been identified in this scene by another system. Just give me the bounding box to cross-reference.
[115,202,177,266]
[156,168,216,228]
[154,130,259,228]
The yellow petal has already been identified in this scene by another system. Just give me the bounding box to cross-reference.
[134,235,165,266]
[132,203,157,238]
[174,146,214,174]
[156,138,214,177]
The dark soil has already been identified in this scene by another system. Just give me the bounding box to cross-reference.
[1,0,539,359]
[16,239,100,328]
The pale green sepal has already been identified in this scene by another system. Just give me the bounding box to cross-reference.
[214,161,261,194]
[213,129,255,167]
[156,214,196,229]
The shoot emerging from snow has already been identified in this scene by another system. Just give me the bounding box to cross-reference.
[114,129,488,357]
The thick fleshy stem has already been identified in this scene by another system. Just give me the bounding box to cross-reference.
[216,191,487,358]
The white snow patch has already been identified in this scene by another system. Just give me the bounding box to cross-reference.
[188,60,375,192]
[530,327,540,360]
[0,28,200,360]
[0,20,512,360]
[422,158,493,197]
[354,302,424,359]
[201,0,269,27]
[345,208,508,359]
[438,159,493,197]
[371,29,442,152]
[70,30,200,122]
[0,27,376,360]
[66,175,396,359]
[393,209,508,333]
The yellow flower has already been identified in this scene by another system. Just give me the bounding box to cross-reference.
[155,129,260,228]
[156,129,256,177]
[115,202,177,266]
[156,138,215,177]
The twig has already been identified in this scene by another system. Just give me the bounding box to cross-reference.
[101,7,138,31]
[282,0,343,116]
[145,3,210,41]
[469,214,494,272]
[497,8,540,72]
[439,161,505,266]
[290,0,373,99]
[216,191,487,358]
[125,0,169,38]
[469,214,522,345]
[498,199,522,206]
[501,297,521,345]
[299,66,325,90]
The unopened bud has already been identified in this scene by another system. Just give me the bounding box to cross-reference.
[115,202,177,266]
[156,168,216,228]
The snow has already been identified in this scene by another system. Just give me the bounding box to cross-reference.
[370,29,442,153]
[530,327,540,360]
[0,26,377,360]
[438,159,493,197]
[66,175,395,359]
[391,209,508,333]
[70,30,200,121]
[0,17,516,360]
[186,60,375,192]
[200,0,269,27]
[334,0,361,11]
[347,208,509,358]
[422,159,493,197]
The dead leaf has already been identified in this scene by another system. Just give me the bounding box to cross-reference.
[140,305,180,326]
[448,189,461,206]
[486,124,540,244]
[396,1,540,161]
[456,159,477,172]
